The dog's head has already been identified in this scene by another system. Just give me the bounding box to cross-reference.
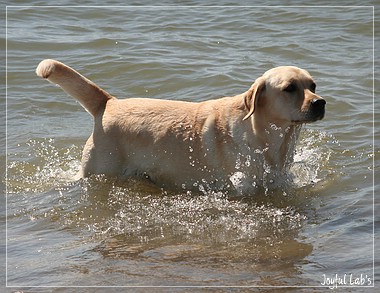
[243,66,326,124]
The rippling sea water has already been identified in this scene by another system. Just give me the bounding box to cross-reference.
[2,3,378,292]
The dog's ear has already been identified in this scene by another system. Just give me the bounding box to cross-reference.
[243,77,265,120]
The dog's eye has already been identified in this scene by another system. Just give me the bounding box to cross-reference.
[283,83,297,93]
[310,82,316,93]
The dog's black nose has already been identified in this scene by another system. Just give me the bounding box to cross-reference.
[310,98,326,120]
[311,98,326,108]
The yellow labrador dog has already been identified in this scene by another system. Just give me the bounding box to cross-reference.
[36,59,325,191]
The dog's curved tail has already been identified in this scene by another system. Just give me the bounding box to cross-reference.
[36,59,113,116]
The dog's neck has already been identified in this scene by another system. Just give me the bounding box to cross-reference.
[250,115,302,172]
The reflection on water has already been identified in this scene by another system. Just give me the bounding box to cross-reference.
[7,176,315,287]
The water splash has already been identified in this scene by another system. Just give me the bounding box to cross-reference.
[291,129,333,187]
[66,180,308,246]
[7,128,333,197]
[225,128,334,195]
[7,138,81,193]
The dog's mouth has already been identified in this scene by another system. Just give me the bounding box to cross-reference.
[292,99,326,124]
[291,110,325,124]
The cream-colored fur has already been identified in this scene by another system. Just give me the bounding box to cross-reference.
[36,59,325,191]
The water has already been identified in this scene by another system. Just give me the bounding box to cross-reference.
[3,4,377,292]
